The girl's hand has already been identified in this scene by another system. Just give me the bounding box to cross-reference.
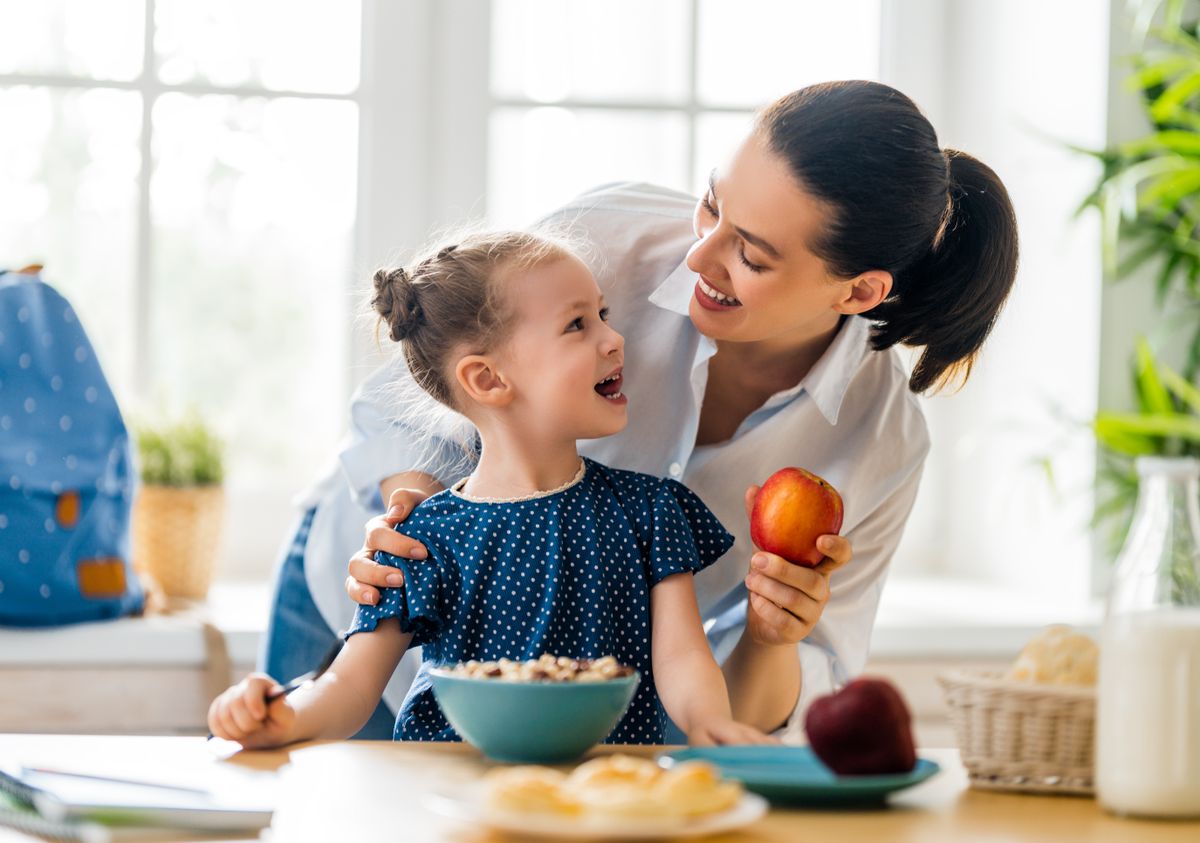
[741,485,853,647]
[208,673,297,749]
[688,717,780,747]
[345,487,433,607]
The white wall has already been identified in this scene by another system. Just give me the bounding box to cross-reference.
[884,0,1109,604]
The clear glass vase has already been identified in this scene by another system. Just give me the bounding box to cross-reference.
[1096,456,1200,817]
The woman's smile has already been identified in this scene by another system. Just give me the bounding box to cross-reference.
[694,276,743,311]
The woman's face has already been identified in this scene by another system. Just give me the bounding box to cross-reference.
[686,131,852,345]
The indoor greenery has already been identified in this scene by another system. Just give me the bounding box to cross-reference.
[1082,0,1200,371]
[1081,0,1200,557]
[135,416,225,487]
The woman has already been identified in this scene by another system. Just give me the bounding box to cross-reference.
[266,80,1018,739]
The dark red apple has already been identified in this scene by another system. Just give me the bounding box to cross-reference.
[805,677,917,775]
[750,467,844,567]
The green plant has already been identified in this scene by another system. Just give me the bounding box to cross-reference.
[1079,0,1200,558]
[1081,0,1200,374]
[135,417,224,486]
[1092,338,1200,556]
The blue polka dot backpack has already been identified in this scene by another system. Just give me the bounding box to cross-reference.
[0,268,144,625]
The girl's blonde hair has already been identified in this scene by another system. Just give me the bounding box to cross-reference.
[370,230,574,410]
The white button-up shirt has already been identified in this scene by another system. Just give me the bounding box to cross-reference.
[299,182,930,740]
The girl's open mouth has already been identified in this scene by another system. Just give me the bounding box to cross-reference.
[595,371,625,402]
[695,278,742,311]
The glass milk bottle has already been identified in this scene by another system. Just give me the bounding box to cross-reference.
[1096,456,1200,817]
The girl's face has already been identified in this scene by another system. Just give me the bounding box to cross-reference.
[686,131,855,345]
[497,254,628,441]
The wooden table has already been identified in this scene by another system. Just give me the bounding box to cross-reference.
[2,735,1198,842]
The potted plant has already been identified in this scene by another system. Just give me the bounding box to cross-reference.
[132,416,225,600]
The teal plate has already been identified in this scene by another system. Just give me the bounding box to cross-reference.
[659,746,940,807]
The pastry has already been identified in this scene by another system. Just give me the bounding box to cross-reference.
[652,761,742,816]
[1005,625,1098,686]
[484,766,582,815]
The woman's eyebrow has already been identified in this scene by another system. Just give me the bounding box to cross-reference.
[708,171,782,260]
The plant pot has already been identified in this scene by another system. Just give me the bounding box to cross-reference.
[133,485,225,599]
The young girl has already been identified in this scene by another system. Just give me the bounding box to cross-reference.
[208,231,774,748]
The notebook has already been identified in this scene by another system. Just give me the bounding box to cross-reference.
[0,791,107,843]
[0,762,274,834]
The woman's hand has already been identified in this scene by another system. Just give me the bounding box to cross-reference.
[687,717,780,747]
[208,673,297,749]
[741,485,853,647]
[345,487,434,606]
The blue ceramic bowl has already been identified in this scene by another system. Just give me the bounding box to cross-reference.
[428,668,639,764]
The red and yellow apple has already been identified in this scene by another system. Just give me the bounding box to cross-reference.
[805,677,917,776]
[749,467,844,567]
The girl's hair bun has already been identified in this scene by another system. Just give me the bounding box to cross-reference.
[371,266,422,341]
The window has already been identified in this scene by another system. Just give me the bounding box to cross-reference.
[2,0,1111,598]
[486,0,882,223]
[0,0,361,573]
[885,0,1108,603]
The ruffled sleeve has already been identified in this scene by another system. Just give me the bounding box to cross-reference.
[344,530,452,648]
[644,479,735,587]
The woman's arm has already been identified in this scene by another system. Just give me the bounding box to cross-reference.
[722,539,852,729]
[717,482,853,731]
[722,618,801,732]
[650,574,774,746]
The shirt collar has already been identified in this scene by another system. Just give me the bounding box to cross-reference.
[790,315,871,426]
[647,260,872,426]
[647,258,697,316]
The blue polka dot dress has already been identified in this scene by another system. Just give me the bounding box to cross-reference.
[346,457,734,744]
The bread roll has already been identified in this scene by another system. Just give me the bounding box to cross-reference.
[1005,625,1098,686]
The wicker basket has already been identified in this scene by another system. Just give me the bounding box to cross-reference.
[938,669,1096,795]
[133,485,225,599]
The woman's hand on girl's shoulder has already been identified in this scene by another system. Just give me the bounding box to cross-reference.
[346,487,433,607]
[687,717,780,747]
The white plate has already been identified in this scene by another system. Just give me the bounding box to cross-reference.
[424,786,768,840]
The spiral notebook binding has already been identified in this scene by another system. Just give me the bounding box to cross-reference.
[0,799,109,843]
[0,769,109,842]
[0,766,38,807]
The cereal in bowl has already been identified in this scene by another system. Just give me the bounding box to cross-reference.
[448,654,635,682]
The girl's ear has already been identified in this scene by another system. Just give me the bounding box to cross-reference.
[834,270,893,315]
[455,355,513,407]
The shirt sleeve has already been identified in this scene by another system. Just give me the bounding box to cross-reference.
[339,355,479,510]
[343,528,452,648]
[644,479,735,587]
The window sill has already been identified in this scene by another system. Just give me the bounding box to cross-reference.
[0,582,269,668]
[869,575,1102,659]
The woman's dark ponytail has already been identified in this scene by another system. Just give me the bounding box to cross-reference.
[758,81,1019,394]
[869,150,1019,392]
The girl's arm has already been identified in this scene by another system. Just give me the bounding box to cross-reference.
[288,619,411,741]
[650,574,774,746]
[209,619,410,748]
